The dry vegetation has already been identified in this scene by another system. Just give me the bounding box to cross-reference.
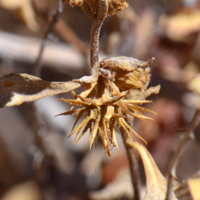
[0,0,200,200]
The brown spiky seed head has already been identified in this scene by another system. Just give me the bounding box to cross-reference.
[59,57,159,156]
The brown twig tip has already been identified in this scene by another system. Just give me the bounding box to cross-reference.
[140,57,156,68]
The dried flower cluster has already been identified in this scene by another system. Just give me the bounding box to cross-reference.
[57,0,128,18]
[59,57,160,156]
[57,0,83,6]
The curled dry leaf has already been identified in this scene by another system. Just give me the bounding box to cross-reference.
[134,142,177,200]
[0,0,39,31]
[0,73,81,108]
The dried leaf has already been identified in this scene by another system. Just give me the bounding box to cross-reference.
[0,0,39,31]
[134,142,177,200]
[89,170,133,200]
[100,57,155,72]
[188,178,200,200]
[175,170,200,200]
[1,181,41,200]
[188,74,200,96]
[0,73,81,108]
[159,8,200,42]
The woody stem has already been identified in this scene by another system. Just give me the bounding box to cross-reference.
[121,128,141,200]
[90,0,108,69]
[165,109,200,200]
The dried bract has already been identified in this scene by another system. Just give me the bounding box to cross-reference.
[59,57,160,156]
[108,0,129,16]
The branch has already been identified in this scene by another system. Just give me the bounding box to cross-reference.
[121,128,141,200]
[165,109,200,200]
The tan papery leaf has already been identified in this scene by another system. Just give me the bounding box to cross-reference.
[0,73,81,108]
[134,142,177,200]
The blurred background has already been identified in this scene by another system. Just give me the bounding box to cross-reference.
[0,0,200,199]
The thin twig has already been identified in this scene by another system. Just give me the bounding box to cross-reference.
[165,109,200,200]
[32,0,63,76]
[90,0,108,69]
[121,128,141,200]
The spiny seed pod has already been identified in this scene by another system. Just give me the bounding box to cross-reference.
[58,57,160,156]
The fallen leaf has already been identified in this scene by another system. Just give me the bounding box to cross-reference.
[159,8,200,42]
[89,170,133,200]
[0,73,81,108]
[175,169,200,200]
[1,181,41,200]
[0,0,39,31]
[188,178,200,200]
[134,142,177,200]
[188,74,200,96]
[174,181,192,200]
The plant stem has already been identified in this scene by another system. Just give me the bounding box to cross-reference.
[121,128,141,200]
[90,0,108,69]
[165,109,200,200]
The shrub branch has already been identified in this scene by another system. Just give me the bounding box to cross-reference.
[165,109,200,200]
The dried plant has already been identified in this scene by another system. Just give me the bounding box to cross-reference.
[60,0,128,18]
[58,57,160,156]
[0,0,160,161]
[1,0,200,199]
[55,0,160,157]
[0,0,172,199]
